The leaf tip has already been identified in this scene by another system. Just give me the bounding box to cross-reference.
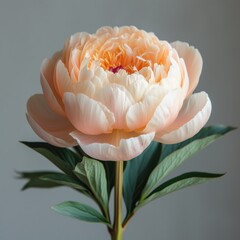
[51,203,63,213]
[21,184,28,191]
[51,205,57,211]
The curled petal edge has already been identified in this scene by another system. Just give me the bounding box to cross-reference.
[155,92,212,144]
[26,114,76,148]
[70,131,155,161]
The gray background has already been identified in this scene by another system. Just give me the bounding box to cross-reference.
[0,0,239,239]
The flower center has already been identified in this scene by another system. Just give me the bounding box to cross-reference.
[109,65,124,73]
[90,44,151,74]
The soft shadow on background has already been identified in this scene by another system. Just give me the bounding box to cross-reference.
[0,0,239,239]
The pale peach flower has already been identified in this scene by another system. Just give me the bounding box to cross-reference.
[27,26,211,161]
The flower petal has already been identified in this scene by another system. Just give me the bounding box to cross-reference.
[139,67,155,83]
[62,32,91,67]
[159,56,182,91]
[63,92,115,135]
[54,60,97,98]
[155,92,211,143]
[27,94,76,147]
[70,131,155,161]
[126,95,160,131]
[55,60,73,97]
[143,89,183,133]
[97,84,133,129]
[121,74,149,101]
[40,57,65,116]
[179,58,189,98]
[171,41,203,96]
[78,58,94,82]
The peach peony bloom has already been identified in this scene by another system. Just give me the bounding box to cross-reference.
[27,26,211,161]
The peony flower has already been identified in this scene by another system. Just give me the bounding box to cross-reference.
[27,26,211,161]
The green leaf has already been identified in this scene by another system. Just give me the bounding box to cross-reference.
[40,173,88,193]
[123,142,162,215]
[19,171,89,194]
[138,172,224,209]
[52,201,110,226]
[22,178,61,190]
[21,142,81,176]
[18,171,63,190]
[73,145,87,158]
[141,125,235,200]
[18,171,58,179]
[74,157,108,211]
[100,161,115,196]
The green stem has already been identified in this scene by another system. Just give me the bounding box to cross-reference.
[112,161,124,240]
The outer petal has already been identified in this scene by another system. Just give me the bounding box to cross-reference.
[40,57,65,116]
[55,60,73,97]
[179,58,189,98]
[171,41,203,96]
[142,89,183,133]
[70,131,155,161]
[63,92,115,135]
[155,92,211,144]
[27,94,76,147]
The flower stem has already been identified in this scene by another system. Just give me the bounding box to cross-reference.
[112,161,124,240]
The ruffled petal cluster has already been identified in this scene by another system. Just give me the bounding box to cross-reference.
[27,26,211,161]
